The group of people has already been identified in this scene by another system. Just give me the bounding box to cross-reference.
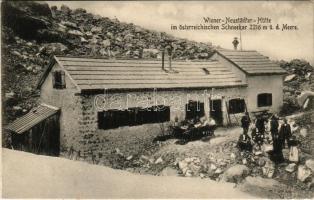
[172,116,217,139]
[237,112,298,163]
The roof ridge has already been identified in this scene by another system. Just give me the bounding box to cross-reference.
[40,103,60,110]
[55,55,218,63]
[217,49,257,52]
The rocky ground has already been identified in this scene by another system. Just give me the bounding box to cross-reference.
[73,113,314,198]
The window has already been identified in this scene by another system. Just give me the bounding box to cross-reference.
[98,105,170,130]
[52,70,66,89]
[228,98,246,114]
[186,100,205,120]
[257,93,272,107]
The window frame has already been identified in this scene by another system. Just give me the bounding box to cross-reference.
[52,70,66,89]
[257,93,272,107]
[228,98,246,114]
[98,105,170,130]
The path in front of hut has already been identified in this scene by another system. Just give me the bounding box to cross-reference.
[2,148,255,199]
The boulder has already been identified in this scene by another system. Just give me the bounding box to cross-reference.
[43,43,68,55]
[178,160,188,171]
[239,176,285,198]
[68,30,84,36]
[262,160,275,178]
[300,128,308,138]
[297,165,312,182]
[160,167,178,176]
[155,157,163,164]
[305,159,314,171]
[284,74,297,82]
[214,168,223,174]
[223,164,250,183]
[285,163,297,173]
[210,163,217,171]
[61,21,78,29]
[126,155,133,161]
[13,106,22,111]
[91,26,103,33]
[2,1,52,39]
[102,39,111,48]
[11,50,22,57]
[73,8,87,15]
[60,4,71,14]
[5,92,15,100]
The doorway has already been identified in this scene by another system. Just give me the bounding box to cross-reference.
[185,100,205,120]
[210,99,223,125]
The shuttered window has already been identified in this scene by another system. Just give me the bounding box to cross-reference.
[257,93,272,107]
[52,70,66,89]
[98,105,170,130]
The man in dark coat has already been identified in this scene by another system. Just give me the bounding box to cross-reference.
[255,116,265,135]
[241,112,250,135]
[279,118,292,149]
[271,120,285,163]
[270,115,279,148]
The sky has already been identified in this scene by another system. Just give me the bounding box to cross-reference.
[48,1,314,64]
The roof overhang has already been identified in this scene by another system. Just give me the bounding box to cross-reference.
[5,104,60,134]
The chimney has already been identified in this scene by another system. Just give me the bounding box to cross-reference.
[161,50,165,70]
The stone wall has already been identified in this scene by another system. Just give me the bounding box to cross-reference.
[65,87,248,164]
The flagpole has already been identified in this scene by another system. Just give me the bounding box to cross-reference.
[240,28,243,51]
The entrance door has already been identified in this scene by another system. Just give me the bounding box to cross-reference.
[210,99,223,125]
[185,100,205,120]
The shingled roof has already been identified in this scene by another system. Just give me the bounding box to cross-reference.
[38,56,247,91]
[216,49,286,75]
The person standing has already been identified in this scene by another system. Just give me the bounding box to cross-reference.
[270,115,279,145]
[270,116,285,163]
[232,37,239,50]
[279,118,292,149]
[241,112,251,135]
[255,116,266,135]
[288,135,300,162]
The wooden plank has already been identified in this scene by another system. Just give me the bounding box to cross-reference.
[78,81,245,90]
[224,54,262,58]
[234,61,276,65]
[220,52,261,57]
[243,68,285,72]
[65,66,231,72]
[228,58,270,62]
[74,77,242,85]
[61,61,225,68]
[58,57,218,65]
[68,70,235,76]
[241,67,284,71]
[70,74,238,80]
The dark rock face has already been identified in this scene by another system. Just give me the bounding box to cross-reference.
[2,1,52,40]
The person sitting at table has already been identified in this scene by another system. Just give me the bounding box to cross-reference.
[237,131,253,152]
